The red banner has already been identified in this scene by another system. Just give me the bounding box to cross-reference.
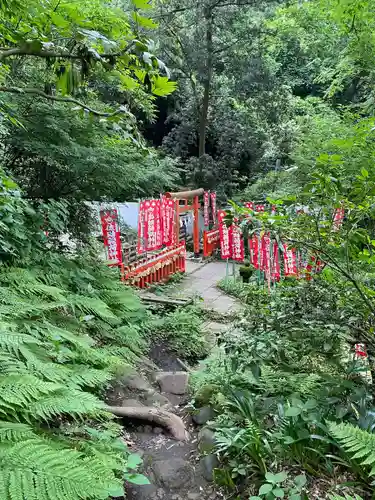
[210,192,217,225]
[218,210,232,259]
[249,234,259,269]
[244,202,254,210]
[137,199,163,253]
[231,220,244,261]
[260,233,271,274]
[204,191,210,227]
[100,209,123,264]
[271,241,280,282]
[283,244,297,276]
[333,206,345,231]
[161,196,176,247]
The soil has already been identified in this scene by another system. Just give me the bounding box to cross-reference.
[107,340,224,500]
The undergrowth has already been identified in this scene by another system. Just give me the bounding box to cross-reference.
[147,305,209,361]
[0,170,149,499]
[192,276,375,499]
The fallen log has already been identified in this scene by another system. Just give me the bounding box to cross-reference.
[106,405,189,441]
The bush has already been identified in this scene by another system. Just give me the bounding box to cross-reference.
[149,306,209,361]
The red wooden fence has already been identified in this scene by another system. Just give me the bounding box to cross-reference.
[123,242,186,288]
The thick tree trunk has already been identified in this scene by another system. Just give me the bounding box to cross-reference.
[198,7,213,158]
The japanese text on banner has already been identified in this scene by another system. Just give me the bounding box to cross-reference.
[137,199,163,253]
[100,209,123,264]
[218,210,232,259]
[210,192,217,225]
[161,197,176,247]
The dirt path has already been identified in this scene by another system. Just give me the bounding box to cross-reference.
[108,347,223,500]
[111,261,241,499]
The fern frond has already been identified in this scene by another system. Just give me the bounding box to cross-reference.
[68,366,111,388]
[68,295,117,321]
[0,438,123,500]
[0,375,63,408]
[27,390,104,421]
[329,421,375,475]
[0,421,36,442]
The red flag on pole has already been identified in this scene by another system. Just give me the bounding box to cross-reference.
[283,244,297,277]
[249,234,259,269]
[210,192,217,225]
[137,199,163,253]
[231,220,244,261]
[271,241,280,282]
[204,191,210,227]
[218,210,232,259]
[161,196,176,247]
[100,209,123,264]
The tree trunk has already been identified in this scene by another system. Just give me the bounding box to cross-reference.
[198,7,213,158]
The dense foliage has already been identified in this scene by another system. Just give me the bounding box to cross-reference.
[0,168,151,499]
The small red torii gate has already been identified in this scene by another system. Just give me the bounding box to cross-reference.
[165,187,204,256]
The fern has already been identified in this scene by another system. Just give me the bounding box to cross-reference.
[329,421,375,475]
[0,438,123,500]
[328,495,364,500]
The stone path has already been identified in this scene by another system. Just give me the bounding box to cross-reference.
[177,260,242,314]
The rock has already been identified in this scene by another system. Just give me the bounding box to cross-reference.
[201,454,219,482]
[126,481,158,499]
[143,425,153,433]
[192,406,214,425]
[122,398,144,407]
[156,372,189,395]
[187,493,200,500]
[198,428,216,453]
[152,458,193,489]
[153,427,164,435]
[121,370,152,392]
[142,391,172,409]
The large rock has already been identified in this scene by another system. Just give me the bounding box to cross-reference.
[198,428,216,453]
[156,372,189,395]
[192,406,214,425]
[126,482,158,499]
[142,391,172,409]
[201,454,219,482]
[121,370,153,392]
[152,458,193,489]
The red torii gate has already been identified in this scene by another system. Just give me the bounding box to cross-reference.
[165,188,204,256]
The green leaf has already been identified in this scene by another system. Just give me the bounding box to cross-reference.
[285,407,301,417]
[132,0,153,9]
[361,168,369,178]
[124,473,151,485]
[151,76,177,96]
[250,497,262,500]
[107,484,125,497]
[294,474,307,488]
[127,453,143,469]
[272,488,285,498]
[259,483,273,495]
[132,12,158,28]
[273,472,288,483]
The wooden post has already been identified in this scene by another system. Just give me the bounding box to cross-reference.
[193,195,199,255]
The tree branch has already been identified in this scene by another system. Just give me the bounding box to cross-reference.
[285,236,375,315]
[0,86,127,117]
[0,44,135,62]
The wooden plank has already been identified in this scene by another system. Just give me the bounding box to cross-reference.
[140,295,193,307]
